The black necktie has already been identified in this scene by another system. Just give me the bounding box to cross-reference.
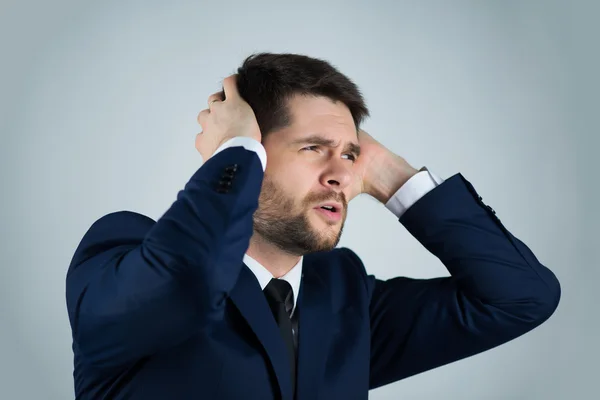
[264,278,296,395]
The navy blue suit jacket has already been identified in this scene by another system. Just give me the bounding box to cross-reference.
[66,146,560,399]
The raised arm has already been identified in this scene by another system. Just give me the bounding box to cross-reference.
[345,130,560,388]
[66,75,265,370]
[361,174,561,388]
[66,146,263,370]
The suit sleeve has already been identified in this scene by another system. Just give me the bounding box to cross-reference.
[66,146,263,370]
[354,173,561,389]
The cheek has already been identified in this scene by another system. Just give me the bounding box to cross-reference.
[266,155,320,204]
[274,164,315,190]
[280,179,310,204]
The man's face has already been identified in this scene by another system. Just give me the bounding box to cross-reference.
[253,94,360,256]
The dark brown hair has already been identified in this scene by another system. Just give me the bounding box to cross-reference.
[224,53,369,138]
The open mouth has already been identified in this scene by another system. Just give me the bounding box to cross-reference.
[313,203,342,222]
[319,205,338,213]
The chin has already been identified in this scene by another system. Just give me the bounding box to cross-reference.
[319,229,342,249]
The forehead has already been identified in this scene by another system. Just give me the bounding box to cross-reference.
[282,94,357,141]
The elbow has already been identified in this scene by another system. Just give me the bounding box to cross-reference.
[538,271,561,321]
[518,270,562,326]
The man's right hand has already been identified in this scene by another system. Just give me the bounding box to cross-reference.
[195,74,262,163]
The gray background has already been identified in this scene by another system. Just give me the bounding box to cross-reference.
[1,0,597,399]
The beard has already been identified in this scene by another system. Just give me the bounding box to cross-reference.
[253,176,347,256]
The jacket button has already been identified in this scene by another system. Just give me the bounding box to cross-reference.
[225,164,238,173]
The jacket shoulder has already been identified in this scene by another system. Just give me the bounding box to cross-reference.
[69,211,155,269]
[304,247,370,295]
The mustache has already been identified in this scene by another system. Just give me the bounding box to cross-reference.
[304,192,347,208]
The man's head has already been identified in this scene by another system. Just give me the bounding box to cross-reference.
[235,53,369,256]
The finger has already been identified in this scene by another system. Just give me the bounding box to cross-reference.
[221,74,239,100]
[197,109,210,126]
[207,91,225,108]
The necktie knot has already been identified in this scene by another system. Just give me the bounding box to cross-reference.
[264,278,294,317]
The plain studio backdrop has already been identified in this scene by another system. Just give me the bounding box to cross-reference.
[0,0,597,399]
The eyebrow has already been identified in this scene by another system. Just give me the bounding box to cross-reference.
[291,134,361,157]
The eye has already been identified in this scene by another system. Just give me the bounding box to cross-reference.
[301,146,356,163]
[301,145,319,152]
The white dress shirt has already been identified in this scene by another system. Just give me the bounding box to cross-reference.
[214,137,445,315]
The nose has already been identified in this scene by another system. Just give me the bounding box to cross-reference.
[319,159,353,192]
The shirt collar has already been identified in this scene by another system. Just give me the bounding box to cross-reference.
[243,253,303,315]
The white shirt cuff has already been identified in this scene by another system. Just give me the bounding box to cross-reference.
[385,169,445,218]
[212,137,267,171]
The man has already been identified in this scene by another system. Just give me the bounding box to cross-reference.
[66,53,561,399]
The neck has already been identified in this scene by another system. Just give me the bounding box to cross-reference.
[246,233,301,278]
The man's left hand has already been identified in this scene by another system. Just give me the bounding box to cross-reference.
[349,129,419,203]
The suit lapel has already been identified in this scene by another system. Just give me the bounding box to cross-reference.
[295,254,334,400]
[230,265,294,400]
